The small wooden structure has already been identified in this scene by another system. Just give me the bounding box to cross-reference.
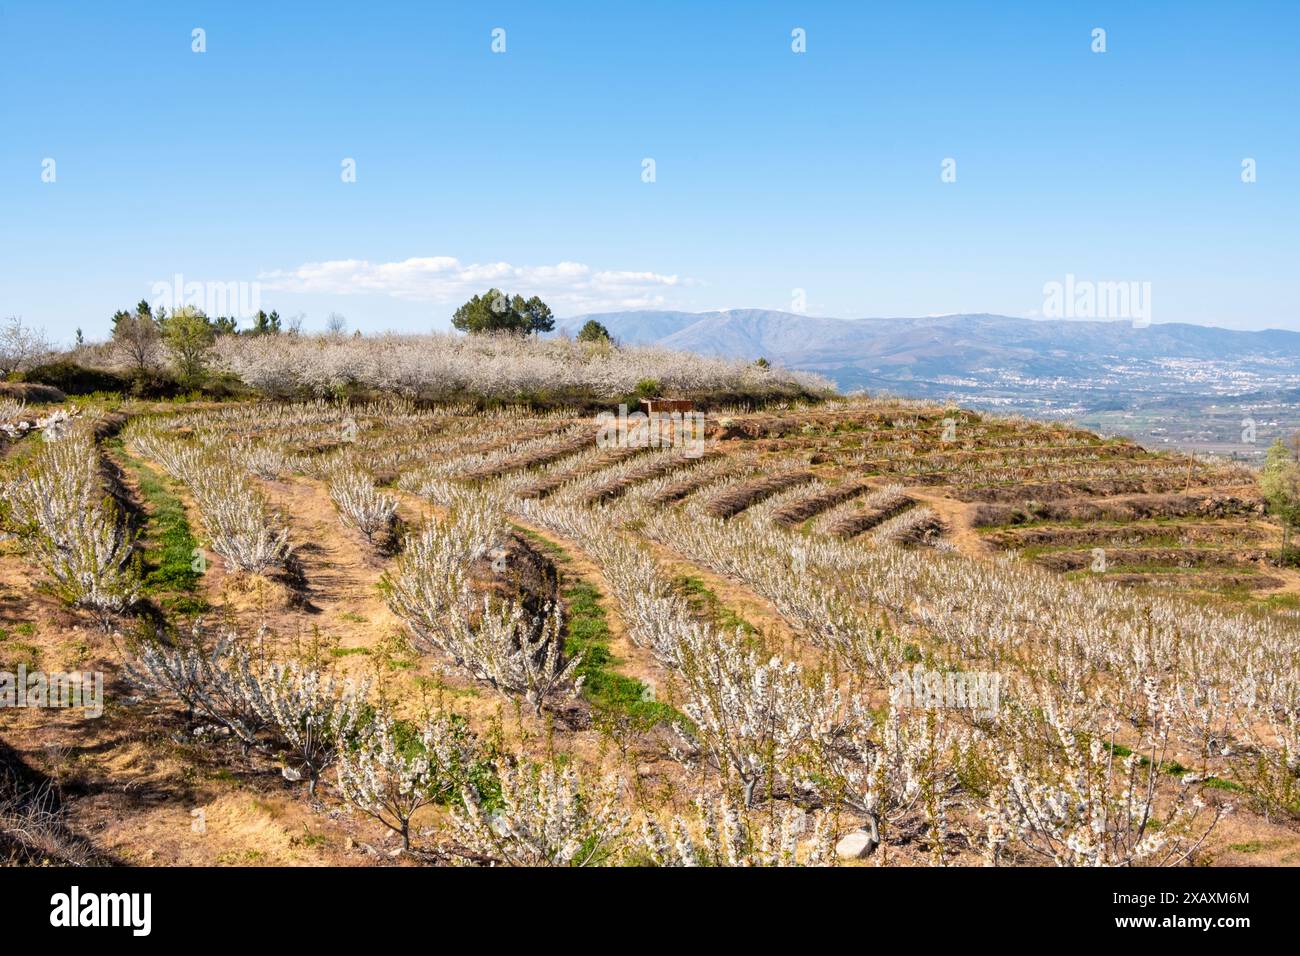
[639,398,695,415]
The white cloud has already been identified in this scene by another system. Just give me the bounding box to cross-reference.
[258,256,696,314]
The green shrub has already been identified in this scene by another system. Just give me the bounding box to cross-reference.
[632,378,661,399]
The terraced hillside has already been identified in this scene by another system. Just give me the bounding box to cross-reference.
[2,396,1299,867]
[779,407,1280,602]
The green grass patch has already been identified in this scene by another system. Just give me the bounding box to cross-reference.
[1261,592,1300,611]
[673,574,758,635]
[0,431,44,471]
[514,525,566,557]
[0,641,41,670]
[563,579,681,726]
[1101,741,1247,792]
[513,526,682,726]
[109,441,208,616]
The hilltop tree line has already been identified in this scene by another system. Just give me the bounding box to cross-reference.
[108,290,616,389]
[0,290,625,397]
[449,288,614,344]
[107,300,300,386]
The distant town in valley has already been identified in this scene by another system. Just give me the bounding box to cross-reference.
[559,310,1300,461]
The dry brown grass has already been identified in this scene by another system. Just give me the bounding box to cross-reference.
[983,521,1271,551]
[971,492,1265,527]
[459,432,593,480]
[581,452,720,504]
[770,480,874,527]
[825,490,915,539]
[1035,546,1271,572]
[516,447,648,500]
[703,470,816,519]
[649,464,745,505]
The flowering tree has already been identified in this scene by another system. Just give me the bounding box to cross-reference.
[260,662,368,796]
[129,629,368,796]
[0,315,49,376]
[337,710,477,850]
[451,758,623,866]
[824,701,967,863]
[674,625,843,808]
[383,501,582,715]
[127,630,269,749]
[328,466,398,544]
[2,428,139,624]
[211,331,830,401]
[641,797,833,867]
[127,426,290,573]
[982,684,1227,867]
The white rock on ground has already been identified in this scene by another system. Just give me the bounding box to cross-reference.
[835,828,877,860]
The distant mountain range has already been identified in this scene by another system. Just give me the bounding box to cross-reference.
[559,310,1300,404]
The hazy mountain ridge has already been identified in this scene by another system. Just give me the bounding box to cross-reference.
[559,310,1300,457]
[560,310,1300,396]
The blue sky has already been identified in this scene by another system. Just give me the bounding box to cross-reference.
[2,0,1297,343]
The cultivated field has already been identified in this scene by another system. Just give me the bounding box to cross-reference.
[3,395,1299,866]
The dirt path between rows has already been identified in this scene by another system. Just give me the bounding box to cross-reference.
[907,491,989,559]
